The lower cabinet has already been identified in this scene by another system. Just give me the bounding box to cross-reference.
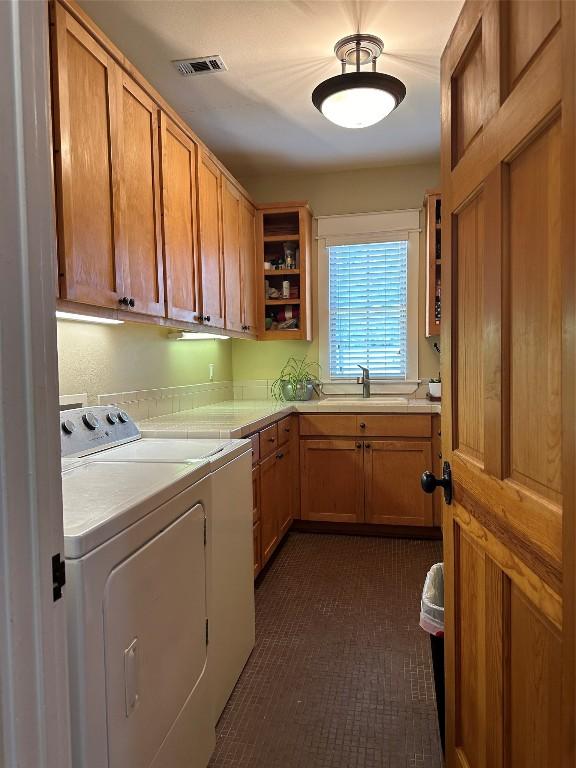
[300,435,434,527]
[300,440,364,523]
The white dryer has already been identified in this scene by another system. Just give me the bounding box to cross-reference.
[61,407,255,726]
[62,454,215,768]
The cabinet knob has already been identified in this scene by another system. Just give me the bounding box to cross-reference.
[365,442,371,449]
[202,315,211,322]
[276,452,284,459]
[268,437,275,442]
[119,296,130,306]
[355,442,361,448]
[359,422,366,429]
[128,298,135,308]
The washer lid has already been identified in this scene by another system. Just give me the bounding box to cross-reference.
[79,437,251,469]
[61,460,210,558]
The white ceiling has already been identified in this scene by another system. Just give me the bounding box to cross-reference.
[78,0,463,177]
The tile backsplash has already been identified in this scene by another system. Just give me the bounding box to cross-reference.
[95,381,234,421]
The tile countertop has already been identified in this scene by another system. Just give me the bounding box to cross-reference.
[138,398,441,439]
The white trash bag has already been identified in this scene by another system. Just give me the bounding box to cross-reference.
[420,562,444,637]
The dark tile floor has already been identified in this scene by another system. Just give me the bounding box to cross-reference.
[209,532,443,768]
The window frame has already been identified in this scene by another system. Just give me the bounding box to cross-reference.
[317,210,420,391]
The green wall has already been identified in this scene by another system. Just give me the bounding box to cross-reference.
[231,339,318,381]
[57,320,233,397]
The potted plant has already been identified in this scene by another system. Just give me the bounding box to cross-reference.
[271,357,321,402]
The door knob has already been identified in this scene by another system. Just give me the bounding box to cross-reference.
[421,461,452,505]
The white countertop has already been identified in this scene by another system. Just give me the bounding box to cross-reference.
[138,398,441,439]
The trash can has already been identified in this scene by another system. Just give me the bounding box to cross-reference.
[420,562,445,754]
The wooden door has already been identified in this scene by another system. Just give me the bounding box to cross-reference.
[365,441,433,526]
[259,452,279,565]
[440,2,575,765]
[277,442,293,538]
[159,114,201,323]
[240,198,257,333]
[52,5,125,308]
[198,153,225,328]
[116,72,164,316]
[222,178,242,332]
[300,439,364,523]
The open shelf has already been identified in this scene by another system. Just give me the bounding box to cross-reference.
[263,234,300,243]
[264,269,301,276]
[257,202,312,341]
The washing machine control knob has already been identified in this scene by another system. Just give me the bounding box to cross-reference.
[117,410,129,424]
[61,419,75,435]
[82,413,99,431]
[106,412,119,425]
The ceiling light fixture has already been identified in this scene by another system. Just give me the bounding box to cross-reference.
[312,33,406,129]
[56,311,124,325]
[168,331,230,341]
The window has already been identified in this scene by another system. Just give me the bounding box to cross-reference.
[328,240,408,379]
[317,209,419,386]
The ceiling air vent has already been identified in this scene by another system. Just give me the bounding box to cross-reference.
[171,55,227,76]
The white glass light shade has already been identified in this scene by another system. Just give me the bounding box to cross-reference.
[320,87,397,128]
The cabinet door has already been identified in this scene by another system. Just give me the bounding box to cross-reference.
[198,153,225,328]
[364,440,433,526]
[52,6,125,308]
[222,179,242,332]
[116,72,164,316]
[259,453,279,565]
[277,443,293,538]
[300,439,364,523]
[239,198,256,332]
[160,114,200,323]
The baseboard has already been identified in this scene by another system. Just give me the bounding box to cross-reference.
[291,519,443,540]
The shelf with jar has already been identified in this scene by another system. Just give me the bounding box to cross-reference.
[424,189,442,337]
[256,202,312,340]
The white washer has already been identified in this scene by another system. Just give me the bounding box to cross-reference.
[61,407,255,725]
[62,457,215,768]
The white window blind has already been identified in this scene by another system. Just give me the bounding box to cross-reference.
[328,240,408,379]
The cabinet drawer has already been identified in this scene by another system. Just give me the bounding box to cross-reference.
[277,415,294,446]
[356,414,431,437]
[250,433,260,465]
[299,414,357,436]
[259,423,278,458]
[252,466,260,523]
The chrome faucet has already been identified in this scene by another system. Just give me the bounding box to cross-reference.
[357,365,371,399]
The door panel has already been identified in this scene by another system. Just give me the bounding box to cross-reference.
[222,179,242,332]
[365,441,433,526]
[508,119,562,504]
[198,153,225,328]
[300,439,364,523]
[441,2,573,765]
[160,114,200,323]
[116,73,164,316]
[454,193,484,466]
[52,6,123,308]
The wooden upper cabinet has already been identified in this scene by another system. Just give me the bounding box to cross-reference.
[198,152,225,328]
[52,6,163,316]
[222,178,242,332]
[116,73,164,316]
[239,198,257,333]
[159,113,200,323]
[52,6,123,309]
[364,440,433,526]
